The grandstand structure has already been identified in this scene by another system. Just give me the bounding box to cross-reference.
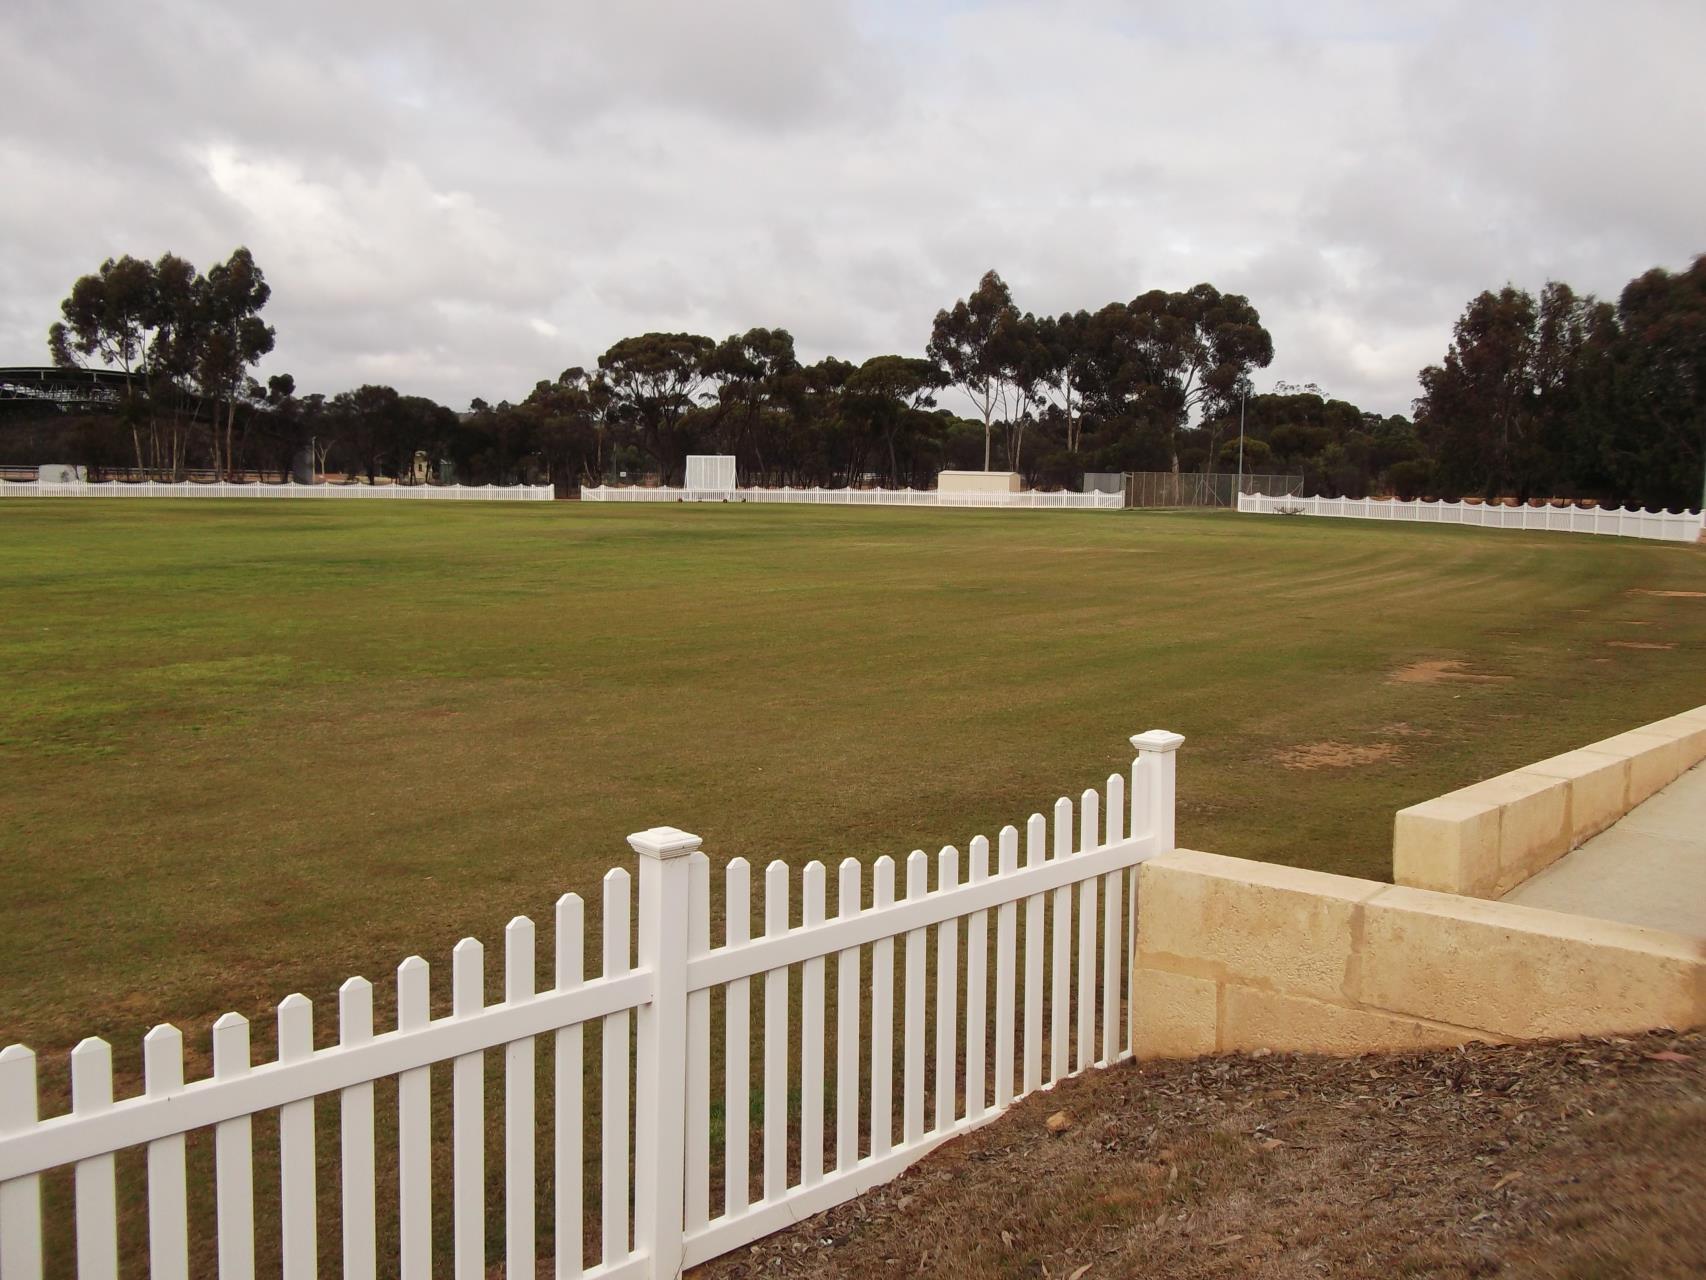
[0,366,132,410]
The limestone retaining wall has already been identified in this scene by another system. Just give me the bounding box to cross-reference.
[1392,705,1706,899]
[1132,848,1706,1058]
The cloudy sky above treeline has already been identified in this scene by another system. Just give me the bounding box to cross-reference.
[3,0,1700,417]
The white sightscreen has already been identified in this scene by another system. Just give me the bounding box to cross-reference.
[685,455,737,491]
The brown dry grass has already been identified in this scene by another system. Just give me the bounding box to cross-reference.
[1279,741,1403,770]
[1389,659,1514,685]
[693,1031,1706,1280]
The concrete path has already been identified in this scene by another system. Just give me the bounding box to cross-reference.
[1503,763,1706,937]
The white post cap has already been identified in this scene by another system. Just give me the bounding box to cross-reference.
[1129,730,1185,753]
[627,826,703,859]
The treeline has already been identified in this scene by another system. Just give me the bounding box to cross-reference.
[29,252,1705,508]
[1411,256,1706,510]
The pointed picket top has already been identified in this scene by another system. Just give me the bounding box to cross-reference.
[452,939,485,1017]
[210,1015,249,1079]
[0,1043,37,1130]
[264,1002,309,1080]
[506,917,536,1002]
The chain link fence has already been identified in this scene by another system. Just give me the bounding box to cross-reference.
[1120,471,1304,508]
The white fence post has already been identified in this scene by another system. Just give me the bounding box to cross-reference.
[1130,730,1185,853]
[629,825,699,1279]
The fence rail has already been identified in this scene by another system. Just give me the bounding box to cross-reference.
[1237,490,1703,543]
[0,731,1182,1278]
[0,481,555,502]
[583,485,1124,510]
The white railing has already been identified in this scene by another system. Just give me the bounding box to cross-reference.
[583,484,1125,510]
[1237,490,1703,543]
[0,730,1183,1279]
[0,480,555,502]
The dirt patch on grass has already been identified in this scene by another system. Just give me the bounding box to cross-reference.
[1278,741,1402,770]
[1606,640,1677,650]
[695,1031,1706,1280]
[1390,659,1513,685]
[1631,589,1706,599]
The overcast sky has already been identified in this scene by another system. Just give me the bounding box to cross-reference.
[4,0,1701,417]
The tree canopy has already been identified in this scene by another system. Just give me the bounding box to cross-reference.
[27,247,1705,509]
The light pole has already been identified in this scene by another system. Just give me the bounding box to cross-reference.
[1235,388,1247,502]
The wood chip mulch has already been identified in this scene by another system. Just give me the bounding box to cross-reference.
[692,1029,1706,1279]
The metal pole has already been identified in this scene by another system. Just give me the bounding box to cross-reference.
[1235,391,1247,502]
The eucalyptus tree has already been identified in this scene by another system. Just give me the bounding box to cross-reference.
[195,248,275,478]
[48,248,276,478]
[929,270,1019,470]
[1124,284,1273,474]
[597,332,716,484]
[840,355,942,486]
[703,327,799,479]
[523,366,613,487]
[1035,310,1093,454]
[49,254,161,473]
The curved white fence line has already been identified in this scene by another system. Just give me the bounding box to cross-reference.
[584,484,1124,510]
[1237,490,1702,543]
[0,480,554,501]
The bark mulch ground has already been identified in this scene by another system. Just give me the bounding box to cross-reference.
[693,1029,1706,1280]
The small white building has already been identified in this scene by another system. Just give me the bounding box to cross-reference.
[937,470,1022,494]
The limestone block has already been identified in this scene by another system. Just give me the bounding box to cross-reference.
[1130,967,1219,1059]
[1136,850,1381,1002]
[1464,772,1570,893]
[1590,729,1688,804]
[1354,885,1704,1039]
[1219,985,1482,1055]
[1647,713,1706,770]
[1392,795,1501,897]
[1520,748,1631,846]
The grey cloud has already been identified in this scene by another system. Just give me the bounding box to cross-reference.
[2,0,1700,415]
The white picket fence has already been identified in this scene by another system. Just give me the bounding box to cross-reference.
[583,484,1125,510]
[1237,490,1703,543]
[0,731,1183,1279]
[0,480,554,502]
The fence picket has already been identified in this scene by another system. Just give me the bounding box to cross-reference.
[504,917,536,1279]
[1049,799,1073,1084]
[552,895,585,1277]
[1101,774,1125,1065]
[600,870,631,1263]
[869,857,896,1158]
[763,861,792,1200]
[274,999,315,1280]
[965,835,989,1118]
[451,941,485,1279]
[210,1016,255,1280]
[70,1038,118,1280]
[1076,790,1099,1072]
[723,859,751,1217]
[835,859,863,1171]
[934,847,960,1133]
[993,827,1019,1108]
[0,1046,41,1280]
[800,862,827,1187]
[685,854,712,1231]
[339,979,377,1280]
[902,851,928,1146]
[397,957,432,1278]
[1023,814,1046,1096]
[139,1026,190,1280]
